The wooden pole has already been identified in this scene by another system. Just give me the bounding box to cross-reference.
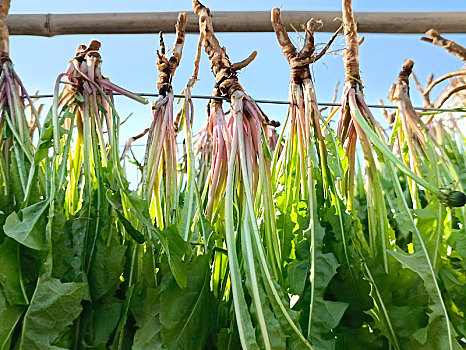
[6,11,466,36]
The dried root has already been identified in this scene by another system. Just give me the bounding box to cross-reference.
[411,72,433,107]
[156,12,187,95]
[193,0,244,99]
[389,59,427,145]
[0,0,10,56]
[423,69,466,97]
[271,8,341,84]
[232,50,257,71]
[342,0,360,87]
[421,29,466,62]
[396,59,414,85]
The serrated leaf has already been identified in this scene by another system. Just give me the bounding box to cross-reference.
[295,223,348,350]
[325,205,374,329]
[388,250,461,349]
[365,255,429,349]
[18,278,86,350]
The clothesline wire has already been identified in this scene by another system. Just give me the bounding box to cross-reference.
[23,92,466,113]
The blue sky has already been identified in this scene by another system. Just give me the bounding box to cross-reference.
[8,1,466,184]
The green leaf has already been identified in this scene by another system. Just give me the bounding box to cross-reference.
[133,255,216,350]
[275,198,308,262]
[0,238,28,305]
[50,189,83,283]
[408,316,461,350]
[0,292,25,350]
[3,200,49,250]
[448,227,466,260]
[308,223,349,349]
[440,268,466,343]
[324,205,374,329]
[365,255,429,349]
[106,189,148,243]
[74,92,85,103]
[287,259,309,296]
[413,201,445,270]
[83,296,123,347]
[292,225,348,350]
[254,279,287,350]
[262,277,304,350]
[159,255,216,350]
[18,277,86,350]
[336,326,386,350]
[162,225,189,288]
[242,237,286,350]
[324,131,348,182]
[33,108,54,163]
[115,210,145,243]
[106,189,190,288]
[88,241,126,301]
[51,220,82,283]
[217,327,241,350]
[110,284,135,350]
[388,250,461,349]
[8,147,25,203]
[33,106,73,164]
[132,288,163,350]
[276,209,296,261]
[132,288,164,350]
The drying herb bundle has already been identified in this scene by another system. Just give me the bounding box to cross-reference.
[0,0,41,211]
[387,59,466,346]
[0,1,45,347]
[194,1,313,348]
[142,13,186,230]
[389,60,465,207]
[270,9,352,348]
[335,1,464,348]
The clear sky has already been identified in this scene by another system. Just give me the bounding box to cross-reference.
[8,1,466,185]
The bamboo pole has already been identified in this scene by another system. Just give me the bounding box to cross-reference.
[6,11,466,36]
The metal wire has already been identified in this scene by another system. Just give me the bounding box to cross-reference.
[23,92,466,113]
